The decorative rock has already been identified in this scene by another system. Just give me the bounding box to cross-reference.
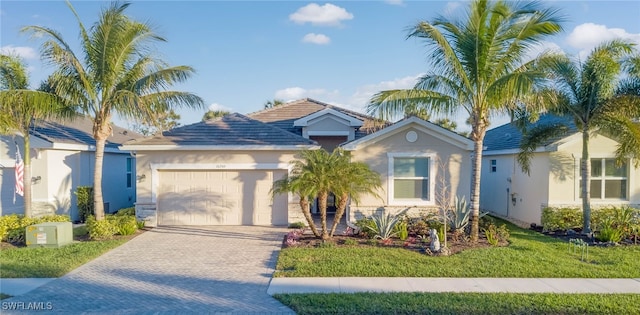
[429,228,440,252]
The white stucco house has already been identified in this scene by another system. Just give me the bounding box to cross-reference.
[121,98,474,227]
[480,114,640,225]
[0,116,141,221]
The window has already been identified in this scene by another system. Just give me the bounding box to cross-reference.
[126,158,133,188]
[490,159,497,173]
[392,156,430,201]
[590,158,627,199]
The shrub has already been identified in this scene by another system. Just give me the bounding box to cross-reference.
[288,222,306,229]
[355,217,377,239]
[448,195,470,232]
[484,223,509,246]
[541,207,582,232]
[366,209,408,241]
[136,220,146,230]
[75,186,94,223]
[113,215,138,236]
[116,207,135,216]
[408,219,430,238]
[1,214,70,244]
[394,221,409,241]
[596,217,625,243]
[86,216,117,240]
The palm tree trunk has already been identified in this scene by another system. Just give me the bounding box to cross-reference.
[300,197,320,237]
[23,134,32,218]
[581,128,592,234]
[469,125,486,242]
[318,191,329,240]
[330,193,349,237]
[93,136,106,220]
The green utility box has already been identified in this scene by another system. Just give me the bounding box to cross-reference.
[26,222,73,248]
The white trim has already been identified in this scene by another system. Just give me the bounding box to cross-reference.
[0,159,15,168]
[120,144,319,151]
[482,147,548,156]
[149,162,290,202]
[294,108,363,127]
[343,116,474,151]
[387,152,436,206]
[307,130,350,136]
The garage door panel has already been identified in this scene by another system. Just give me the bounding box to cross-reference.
[157,170,287,226]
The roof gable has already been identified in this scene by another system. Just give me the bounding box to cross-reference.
[294,108,363,127]
[121,113,318,150]
[342,116,474,151]
[31,116,141,149]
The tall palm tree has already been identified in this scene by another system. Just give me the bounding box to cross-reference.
[23,2,204,220]
[264,99,284,109]
[366,0,563,241]
[202,110,230,121]
[518,40,640,234]
[0,54,68,217]
[329,149,381,237]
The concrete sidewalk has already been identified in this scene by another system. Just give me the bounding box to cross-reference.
[268,277,640,294]
[0,278,56,296]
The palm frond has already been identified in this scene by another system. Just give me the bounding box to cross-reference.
[517,122,570,175]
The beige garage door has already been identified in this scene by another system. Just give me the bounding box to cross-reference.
[157,170,288,226]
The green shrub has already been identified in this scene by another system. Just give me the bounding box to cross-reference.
[75,186,94,223]
[596,217,625,243]
[113,215,138,236]
[136,220,146,230]
[115,207,135,216]
[355,217,377,239]
[366,209,408,241]
[408,219,430,238]
[1,214,70,244]
[73,225,89,237]
[86,216,117,240]
[484,223,509,246]
[288,222,306,229]
[394,221,409,241]
[541,207,582,232]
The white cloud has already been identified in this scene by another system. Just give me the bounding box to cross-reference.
[0,45,38,60]
[289,3,353,27]
[566,23,640,54]
[302,33,331,45]
[444,1,463,15]
[208,102,232,112]
[348,74,422,110]
[384,0,404,5]
[274,87,340,102]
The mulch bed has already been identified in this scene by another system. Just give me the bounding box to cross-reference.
[529,225,639,247]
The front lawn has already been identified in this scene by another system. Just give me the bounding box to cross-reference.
[274,292,640,315]
[275,220,640,278]
[0,230,134,278]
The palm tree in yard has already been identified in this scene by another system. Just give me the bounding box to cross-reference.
[329,149,381,237]
[366,0,563,241]
[518,40,640,234]
[23,2,204,220]
[0,54,68,217]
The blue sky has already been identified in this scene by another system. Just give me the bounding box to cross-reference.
[2,1,639,131]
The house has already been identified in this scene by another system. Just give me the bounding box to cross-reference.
[0,116,141,221]
[121,98,474,227]
[480,114,640,225]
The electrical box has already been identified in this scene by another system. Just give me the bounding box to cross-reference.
[26,222,73,248]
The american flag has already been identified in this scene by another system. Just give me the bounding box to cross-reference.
[14,144,24,202]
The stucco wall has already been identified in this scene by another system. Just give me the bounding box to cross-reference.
[348,125,471,221]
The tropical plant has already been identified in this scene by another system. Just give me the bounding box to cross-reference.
[23,1,204,220]
[596,217,625,243]
[448,195,470,233]
[366,209,409,241]
[264,99,285,109]
[0,54,69,217]
[518,40,640,234]
[366,0,563,241]
[132,109,181,135]
[202,110,230,121]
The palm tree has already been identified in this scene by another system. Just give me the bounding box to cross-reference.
[329,149,381,237]
[202,110,230,121]
[23,2,204,220]
[366,0,563,241]
[0,54,68,217]
[264,99,284,109]
[518,40,640,234]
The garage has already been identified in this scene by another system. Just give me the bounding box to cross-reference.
[157,169,288,226]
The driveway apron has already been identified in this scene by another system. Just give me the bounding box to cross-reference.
[4,226,294,314]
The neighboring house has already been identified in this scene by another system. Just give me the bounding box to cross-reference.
[122,98,473,227]
[0,116,141,221]
[480,114,640,225]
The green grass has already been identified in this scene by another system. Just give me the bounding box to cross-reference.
[275,220,640,278]
[0,239,129,278]
[274,293,640,315]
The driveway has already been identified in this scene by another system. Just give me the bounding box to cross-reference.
[4,226,294,314]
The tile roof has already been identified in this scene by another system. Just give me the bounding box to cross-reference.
[483,114,577,152]
[32,116,141,149]
[123,112,317,146]
[247,98,388,139]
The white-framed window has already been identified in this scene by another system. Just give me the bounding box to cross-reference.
[590,158,627,199]
[490,159,497,173]
[126,158,133,188]
[388,153,435,205]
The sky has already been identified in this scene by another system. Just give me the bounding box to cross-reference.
[1,0,640,132]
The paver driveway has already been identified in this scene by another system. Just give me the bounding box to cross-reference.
[4,226,294,314]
